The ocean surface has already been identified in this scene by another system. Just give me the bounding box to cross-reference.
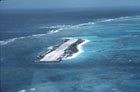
[0,8,140,92]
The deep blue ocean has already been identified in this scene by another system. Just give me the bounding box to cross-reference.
[0,8,140,92]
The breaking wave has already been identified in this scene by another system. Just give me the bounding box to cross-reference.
[18,89,26,92]
[0,36,26,46]
[0,16,133,46]
[0,33,48,46]
[18,88,36,92]
[0,22,95,46]
[47,29,60,34]
[100,19,115,22]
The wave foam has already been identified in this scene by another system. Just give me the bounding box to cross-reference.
[40,25,72,29]
[29,88,36,91]
[43,22,95,30]
[77,22,95,27]
[101,19,115,22]
[99,16,131,23]
[1,16,132,46]
[18,88,36,92]
[0,33,48,46]
[31,34,47,37]
[48,29,60,34]
[19,89,26,92]
[118,16,130,19]
[0,36,26,46]
[0,19,113,46]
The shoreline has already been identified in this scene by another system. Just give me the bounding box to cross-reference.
[63,39,89,60]
[35,38,89,62]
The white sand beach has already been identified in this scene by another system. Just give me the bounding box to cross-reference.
[64,39,89,60]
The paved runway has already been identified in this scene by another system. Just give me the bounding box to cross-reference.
[40,39,78,62]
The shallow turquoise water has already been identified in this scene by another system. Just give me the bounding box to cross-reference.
[1,14,140,92]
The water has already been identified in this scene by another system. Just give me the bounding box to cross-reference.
[0,8,140,92]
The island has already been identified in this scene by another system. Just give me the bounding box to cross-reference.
[35,38,88,62]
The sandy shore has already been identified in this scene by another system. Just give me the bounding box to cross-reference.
[63,39,89,60]
[36,38,89,62]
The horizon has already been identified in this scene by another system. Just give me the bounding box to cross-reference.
[0,0,140,10]
[0,6,140,11]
